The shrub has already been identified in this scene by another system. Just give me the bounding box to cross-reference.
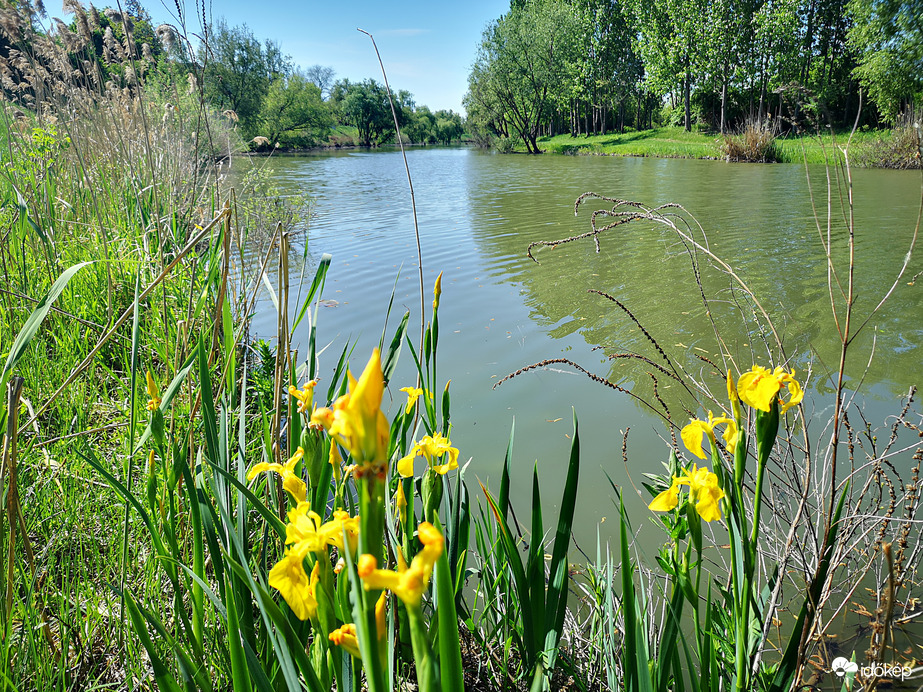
[495,135,516,153]
[719,117,780,162]
[854,112,922,169]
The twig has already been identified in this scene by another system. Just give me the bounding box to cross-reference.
[358,28,426,372]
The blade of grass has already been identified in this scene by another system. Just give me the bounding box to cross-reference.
[118,270,142,644]
[0,261,93,425]
[543,413,579,670]
[291,253,331,332]
[381,311,410,386]
[433,516,464,691]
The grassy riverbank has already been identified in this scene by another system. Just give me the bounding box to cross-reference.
[532,126,894,164]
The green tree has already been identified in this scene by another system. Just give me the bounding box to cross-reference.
[258,73,332,146]
[629,0,708,130]
[463,60,510,143]
[849,0,922,120]
[405,105,437,143]
[201,20,290,133]
[336,79,409,146]
[572,0,640,135]
[433,110,464,145]
[467,0,579,153]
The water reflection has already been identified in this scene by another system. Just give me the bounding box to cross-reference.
[242,149,922,546]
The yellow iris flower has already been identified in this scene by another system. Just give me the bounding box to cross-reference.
[648,464,725,522]
[433,271,443,310]
[329,623,361,658]
[327,509,361,555]
[329,441,343,482]
[145,371,161,412]
[396,432,459,478]
[311,350,389,464]
[268,555,319,621]
[265,503,362,619]
[288,380,318,414]
[357,522,444,608]
[648,483,679,512]
[283,502,360,557]
[681,411,739,459]
[737,365,803,413]
[399,386,425,415]
[247,447,307,504]
[284,502,329,554]
[727,370,743,422]
[329,592,386,658]
[394,481,408,524]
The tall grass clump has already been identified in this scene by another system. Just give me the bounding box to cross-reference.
[0,0,312,687]
[719,117,780,162]
[854,112,923,169]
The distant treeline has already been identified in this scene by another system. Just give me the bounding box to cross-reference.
[464,0,922,153]
[0,0,464,150]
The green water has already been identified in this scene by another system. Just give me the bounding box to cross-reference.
[245,148,922,558]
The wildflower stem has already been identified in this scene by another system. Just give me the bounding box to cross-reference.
[407,603,437,692]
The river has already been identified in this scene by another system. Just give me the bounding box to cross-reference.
[243,146,922,555]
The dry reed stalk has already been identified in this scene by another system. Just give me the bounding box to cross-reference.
[358,28,427,390]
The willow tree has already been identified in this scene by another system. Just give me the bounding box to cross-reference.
[467,0,578,153]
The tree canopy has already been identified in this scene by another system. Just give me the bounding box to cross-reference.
[467,0,921,152]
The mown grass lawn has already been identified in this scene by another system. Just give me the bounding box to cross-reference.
[534,126,891,164]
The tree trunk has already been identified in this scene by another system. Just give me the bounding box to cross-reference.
[720,75,727,134]
[684,70,692,132]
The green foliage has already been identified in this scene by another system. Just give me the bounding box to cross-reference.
[5,124,70,184]
[331,78,410,147]
[469,417,581,690]
[469,0,914,141]
[467,0,580,153]
[236,165,314,237]
[258,73,332,147]
[404,106,465,145]
[849,0,923,121]
[201,19,291,135]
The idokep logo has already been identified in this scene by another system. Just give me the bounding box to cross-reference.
[831,657,859,677]
[830,657,913,683]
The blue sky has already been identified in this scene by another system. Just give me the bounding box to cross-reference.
[142,0,511,113]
